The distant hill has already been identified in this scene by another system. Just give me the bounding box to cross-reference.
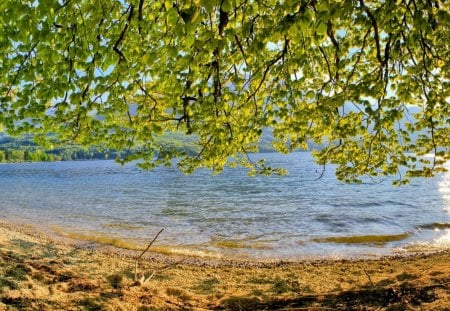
[0,132,201,163]
[0,134,119,162]
[0,128,283,163]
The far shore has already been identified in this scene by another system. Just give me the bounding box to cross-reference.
[1,220,449,310]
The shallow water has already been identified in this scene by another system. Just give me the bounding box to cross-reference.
[0,153,449,259]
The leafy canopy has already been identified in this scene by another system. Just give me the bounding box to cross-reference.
[1,0,449,183]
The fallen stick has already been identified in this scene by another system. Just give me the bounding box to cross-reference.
[134,228,164,283]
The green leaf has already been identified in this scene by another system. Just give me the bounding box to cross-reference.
[305,90,315,100]
[167,8,179,26]
[316,21,327,35]
[221,0,232,13]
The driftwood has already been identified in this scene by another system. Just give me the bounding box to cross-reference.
[134,228,164,285]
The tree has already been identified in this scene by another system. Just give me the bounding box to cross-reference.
[1,0,449,183]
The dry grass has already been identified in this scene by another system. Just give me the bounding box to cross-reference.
[0,221,449,310]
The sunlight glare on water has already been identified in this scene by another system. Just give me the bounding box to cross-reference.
[435,161,450,248]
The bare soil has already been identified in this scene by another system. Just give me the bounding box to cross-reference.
[0,221,449,310]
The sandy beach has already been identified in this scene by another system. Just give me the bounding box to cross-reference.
[0,220,449,310]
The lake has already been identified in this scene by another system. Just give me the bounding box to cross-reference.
[1,152,449,260]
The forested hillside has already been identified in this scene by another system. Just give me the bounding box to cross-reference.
[0,134,115,162]
[0,132,199,163]
[0,129,314,163]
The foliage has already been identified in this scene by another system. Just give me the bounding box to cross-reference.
[1,0,449,182]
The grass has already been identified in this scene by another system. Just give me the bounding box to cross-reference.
[107,274,124,290]
[165,287,192,301]
[193,277,220,294]
[5,264,31,281]
[396,272,417,281]
[0,278,19,292]
[271,277,301,294]
[247,276,272,285]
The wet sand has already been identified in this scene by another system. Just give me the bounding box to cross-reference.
[0,220,449,310]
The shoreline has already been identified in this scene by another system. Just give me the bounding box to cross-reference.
[1,219,449,310]
[1,218,447,267]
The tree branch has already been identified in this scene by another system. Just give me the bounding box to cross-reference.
[113,4,134,63]
[326,20,340,81]
[359,0,383,65]
[246,38,289,102]
[138,0,145,34]
[318,46,332,82]
[3,41,39,101]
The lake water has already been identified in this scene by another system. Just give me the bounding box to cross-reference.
[1,153,449,260]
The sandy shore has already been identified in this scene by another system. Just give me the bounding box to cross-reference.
[0,220,449,310]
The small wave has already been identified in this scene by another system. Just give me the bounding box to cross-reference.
[312,233,411,245]
[152,246,222,258]
[52,228,143,250]
[400,230,450,253]
[434,230,450,247]
[417,223,450,230]
[329,200,414,208]
[102,223,145,230]
[51,227,222,257]
[210,240,272,250]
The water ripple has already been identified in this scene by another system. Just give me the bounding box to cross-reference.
[0,153,449,259]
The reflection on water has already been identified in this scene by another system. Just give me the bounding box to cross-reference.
[436,161,450,248]
[0,153,450,259]
[434,229,450,247]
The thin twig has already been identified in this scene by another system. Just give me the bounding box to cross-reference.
[134,228,164,282]
[137,228,164,261]
[363,269,375,287]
